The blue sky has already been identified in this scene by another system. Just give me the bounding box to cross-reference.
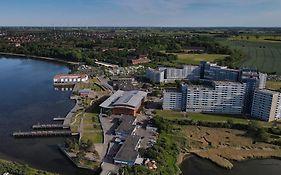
[0,0,280,27]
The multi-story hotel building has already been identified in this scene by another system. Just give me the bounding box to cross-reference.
[251,89,281,122]
[163,81,246,115]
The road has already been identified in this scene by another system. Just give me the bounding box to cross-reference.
[98,114,119,175]
[97,76,114,92]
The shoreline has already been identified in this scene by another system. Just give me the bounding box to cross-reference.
[0,52,80,66]
[179,150,281,170]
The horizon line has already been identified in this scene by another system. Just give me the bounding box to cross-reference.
[1,25,281,28]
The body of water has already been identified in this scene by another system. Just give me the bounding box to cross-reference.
[0,57,86,174]
[181,155,281,175]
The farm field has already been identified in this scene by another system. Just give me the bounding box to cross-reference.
[230,35,281,43]
[153,53,228,67]
[221,40,281,74]
[172,53,227,65]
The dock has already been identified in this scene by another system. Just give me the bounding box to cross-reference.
[13,131,79,138]
[53,117,65,121]
[32,124,70,129]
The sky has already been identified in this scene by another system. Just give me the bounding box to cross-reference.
[0,0,281,27]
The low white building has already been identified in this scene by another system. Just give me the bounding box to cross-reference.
[146,65,200,83]
[163,81,246,115]
[53,74,88,84]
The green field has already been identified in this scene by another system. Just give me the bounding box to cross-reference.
[188,113,248,124]
[230,35,281,43]
[173,53,227,65]
[221,40,281,74]
[155,110,248,124]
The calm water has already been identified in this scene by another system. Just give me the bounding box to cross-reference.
[181,155,281,175]
[0,57,86,174]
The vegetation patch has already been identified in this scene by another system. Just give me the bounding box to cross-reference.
[0,159,57,175]
[220,40,281,74]
[183,125,281,169]
[173,53,227,65]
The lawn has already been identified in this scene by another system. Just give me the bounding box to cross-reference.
[83,124,102,131]
[188,112,249,124]
[173,53,228,65]
[155,110,248,124]
[266,80,281,90]
[81,112,103,143]
[220,40,281,74]
[81,132,103,143]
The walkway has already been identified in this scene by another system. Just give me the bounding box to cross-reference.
[63,96,80,126]
[98,114,118,175]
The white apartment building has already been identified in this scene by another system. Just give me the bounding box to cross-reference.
[146,65,200,83]
[162,88,183,111]
[145,68,165,83]
[251,89,281,121]
[163,81,246,115]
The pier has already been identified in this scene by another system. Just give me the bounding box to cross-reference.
[13,131,79,138]
[32,124,70,129]
[53,117,66,121]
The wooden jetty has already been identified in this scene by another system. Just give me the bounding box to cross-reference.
[53,117,65,121]
[13,131,79,138]
[32,124,70,129]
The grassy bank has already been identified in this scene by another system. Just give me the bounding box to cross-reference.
[0,159,57,175]
[154,110,249,124]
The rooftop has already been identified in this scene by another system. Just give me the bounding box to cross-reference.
[114,135,141,162]
[54,73,88,79]
[256,89,280,95]
[213,81,243,85]
[115,115,136,135]
[100,90,147,109]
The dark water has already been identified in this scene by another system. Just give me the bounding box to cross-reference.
[0,57,86,174]
[181,155,281,175]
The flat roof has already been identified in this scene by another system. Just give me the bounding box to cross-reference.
[164,88,182,93]
[213,81,243,85]
[113,91,147,108]
[114,135,141,162]
[115,115,136,135]
[100,90,147,109]
[256,89,280,95]
[99,90,125,108]
[54,74,88,79]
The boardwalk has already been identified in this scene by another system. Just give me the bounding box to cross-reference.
[13,130,79,137]
[32,124,70,129]
[63,96,80,126]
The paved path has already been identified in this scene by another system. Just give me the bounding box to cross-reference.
[63,96,80,126]
[98,114,118,175]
